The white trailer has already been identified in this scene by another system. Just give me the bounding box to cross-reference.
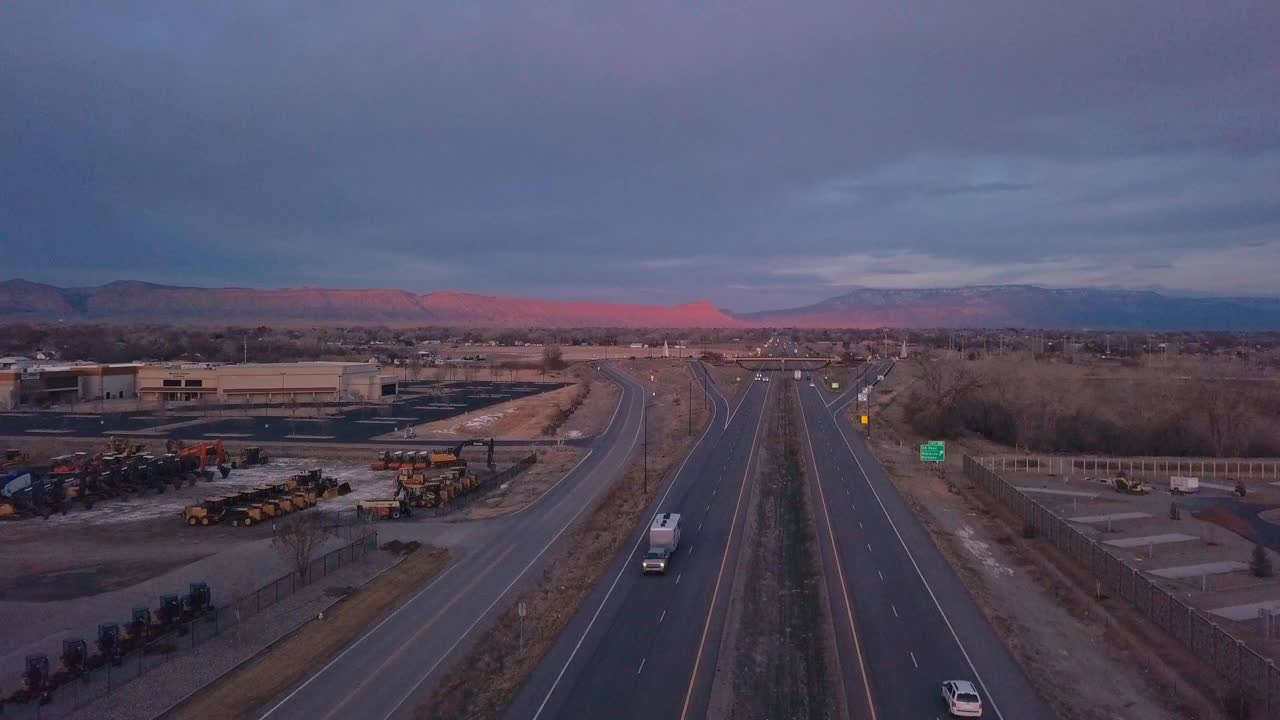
[793,370,802,380]
[1170,476,1200,494]
[642,512,682,574]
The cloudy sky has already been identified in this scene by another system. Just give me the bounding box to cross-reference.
[2,2,1278,311]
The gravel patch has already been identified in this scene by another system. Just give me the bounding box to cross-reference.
[2,550,396,720]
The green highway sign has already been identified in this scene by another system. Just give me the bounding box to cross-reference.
[920,441,946,463]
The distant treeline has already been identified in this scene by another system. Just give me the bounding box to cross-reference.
[902,356,1280,458]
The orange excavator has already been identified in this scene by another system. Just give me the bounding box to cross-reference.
[166,439,231,479]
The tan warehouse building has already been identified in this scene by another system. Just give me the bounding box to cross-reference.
[0,362,140,410]
[137,362,395,404]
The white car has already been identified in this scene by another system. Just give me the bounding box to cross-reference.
[942,680,983,717]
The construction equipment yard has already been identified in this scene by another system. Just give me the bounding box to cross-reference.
[0,441,561,718]
[0,361,630,719]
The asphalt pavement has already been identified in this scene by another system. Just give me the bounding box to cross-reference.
[798,366,1054,719]
[505,371,771,720]
[0,381,568,445]
[253,363,710,720]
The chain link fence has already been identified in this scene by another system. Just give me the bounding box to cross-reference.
[965,455,1280,715]
[977,454,1280,484]
[3,532,379,720]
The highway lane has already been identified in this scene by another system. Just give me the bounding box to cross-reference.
[505,373,771,720]
[256,364,653,720]
[798,375,1054,719]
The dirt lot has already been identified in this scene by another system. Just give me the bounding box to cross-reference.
[866,361,1229,719]
[396,364,620,440]
[169,544,450,720]
[462,446,589,520]
[713,381,839,720]
[420,360,711,720]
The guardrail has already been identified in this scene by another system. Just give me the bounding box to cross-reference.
[964,455,1279,715]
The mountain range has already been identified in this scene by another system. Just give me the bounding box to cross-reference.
[3,279,1279,330]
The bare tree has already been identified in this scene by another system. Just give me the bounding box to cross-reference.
[542,344,565,374]
[273,512,332,584]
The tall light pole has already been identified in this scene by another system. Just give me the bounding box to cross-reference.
[687,375,692,436]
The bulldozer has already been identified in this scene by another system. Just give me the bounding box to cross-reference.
[183,496,232,526]
[55,638,87,683]
[108,437,146,456]
[122,607,152,651]
[17,655,51,704]
[92,624,123,667]
[182,582,212,621]
[227,503,266,527]
[153,595,183,634]
[231,446,270,469]
[1110,475,1149,495]
[1,448,29,470]
[356,499,411,520]
[421,438,496,472]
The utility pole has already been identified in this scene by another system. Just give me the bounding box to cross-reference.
[687,375,692,436]
[243,334,248,364]
[643,401,649,494]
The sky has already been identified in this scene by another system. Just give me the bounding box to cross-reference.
[2,1,1278,312]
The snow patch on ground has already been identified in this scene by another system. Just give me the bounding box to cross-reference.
[565,430,583,439]
[28,457,394,526]
[955,525,1014,576]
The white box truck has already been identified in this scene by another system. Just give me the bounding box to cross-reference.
[1170,476,1200,494]
[642,512,681,574]
[793,370,802,380]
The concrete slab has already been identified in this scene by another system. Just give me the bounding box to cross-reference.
[284,434,336,440]
[356,420,401,425]
[1068,512,1152,523]
[1017,487,1100,498]
[1209,600,1280,622]
[1150,561,1248,579]
[203,433,252,438]
[1105,533,1198,548]
[24,429,73,434]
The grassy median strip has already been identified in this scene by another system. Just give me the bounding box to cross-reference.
[168,544,451,720]
[419,361,710,720]
[729,379,838,719]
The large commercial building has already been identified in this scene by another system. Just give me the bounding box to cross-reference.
[0,361,140,410]
[136,362,395,404]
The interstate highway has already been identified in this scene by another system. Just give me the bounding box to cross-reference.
[256,363,653,720]
[505,369,769,720]
[797,373,1054,718]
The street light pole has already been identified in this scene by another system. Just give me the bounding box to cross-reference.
[687,375,692,436]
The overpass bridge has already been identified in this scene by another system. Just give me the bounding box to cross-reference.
[730,356,837,371]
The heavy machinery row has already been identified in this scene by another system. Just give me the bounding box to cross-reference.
[3,582,214,709]
[368,438,495,472]
[181,468,351,527]
[357,464,482,520]
[0,440,270,520]
[357,439,496,520]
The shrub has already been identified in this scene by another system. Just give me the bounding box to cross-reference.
[1250,543,1273,578]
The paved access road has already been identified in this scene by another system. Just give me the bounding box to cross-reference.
[0,381,567,444]
[255,363,712,720]
[798,369,1055,719]
[505,370,771,720]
